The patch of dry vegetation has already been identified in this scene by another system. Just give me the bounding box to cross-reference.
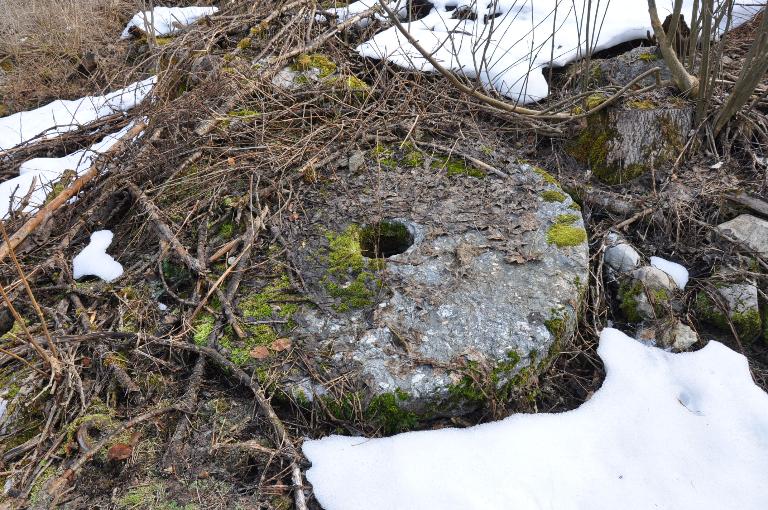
[0,0,137,112]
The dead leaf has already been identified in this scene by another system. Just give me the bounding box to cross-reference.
[107,443,132,462]
[249,346,270,359]
[270,338,292,352]
[227,156,236,166]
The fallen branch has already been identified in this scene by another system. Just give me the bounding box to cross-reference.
[46,405,174,499]
[0,123,147,263]
[147,336,308,510]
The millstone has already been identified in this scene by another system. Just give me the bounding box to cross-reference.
[280,152,589,422]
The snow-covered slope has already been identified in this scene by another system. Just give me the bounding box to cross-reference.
[0,77,154,151]
[330,1,761,103]
[121,6,218,38]
[0,123,137,218]
[303,328,768,510]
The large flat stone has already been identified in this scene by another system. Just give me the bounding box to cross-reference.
[282,153,588,420]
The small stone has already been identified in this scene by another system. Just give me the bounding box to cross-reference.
[660,321,699,351]
[619,266,677,321]
[347,150,365,173]
[631,266,676,292]
[605,242,641,273]
[717,215,768,256]
[695,280,763,343]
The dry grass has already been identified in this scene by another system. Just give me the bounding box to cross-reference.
[0,0,139,112]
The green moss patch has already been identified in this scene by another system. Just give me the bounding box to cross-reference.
[533,166,559,185]
[626,99,656,110]
[695,291,762,343]
[292,53,337,78]
[540,190,566,202]
[432,155,485,179]
[321,226,383,312]
[566,110,645,184]
[365,389,419,434]
[547,224,587,247]
[546,214,586,248]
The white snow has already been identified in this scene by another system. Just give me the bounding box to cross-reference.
[121,6,218,39]
[72,230,123,282]
[303,327,768,510]
[651,255,689,289]
[330,0,762,103]
[0,77,154,151]
[0,123,136,219]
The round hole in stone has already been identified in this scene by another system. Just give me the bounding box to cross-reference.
[360,221,414,258]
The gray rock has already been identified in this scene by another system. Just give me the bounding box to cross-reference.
[620,266,677,321]
[347,150,365,173]
[285,160,589,418]
[631,266,677,292]
[605,236,641,273]
[716,214,768,257]
[695,280,763,342]
[637,319,698,351]
[660,321,699,351]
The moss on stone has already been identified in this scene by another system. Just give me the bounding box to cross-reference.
[292,53,337,78]
[365,389,419,434]
[321,226,383,312]
[547,224,587,247]
[337,74,370,92]
[638,51,659,61]
[695,291,763,342]
[540,190,566,202]
[432,156,486,179]
[532,166,559,185]
[448,361,487,405]
[554,213,580,225]
[567,110,646,185]
[400,141,424,168]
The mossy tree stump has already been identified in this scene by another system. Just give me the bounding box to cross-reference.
[568,96,692,184]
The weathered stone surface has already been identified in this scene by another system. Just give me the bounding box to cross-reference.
[717,214,768,256]
[605,233,641,273]
[619,266,677,321]
[660,321,699,351]
[568,96,692,184]
[696,280,763,343]
[636,319,698,351]
[282,156,588,418]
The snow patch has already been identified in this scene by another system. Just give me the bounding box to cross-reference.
[0,123,137,219]
[121,6,218,38]
[73,230,123,282]
[650,256,689,289]
[334,1,761,103]
[303,327,768,510]
[0,78,154,151]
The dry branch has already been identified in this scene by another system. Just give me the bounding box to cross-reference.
[0,123,147,263]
